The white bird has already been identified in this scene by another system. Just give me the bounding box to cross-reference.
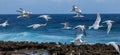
[61,22,71,30]
[27,23,47,29]
[74,25,87,36]
[71,34,86,45]
[89,13,103,30]
[0,20,9,27]
[71,5,84,18]
[17,8,32,18]
[102,20,114,34]
[106,42,120,55]
[38,15,51,21]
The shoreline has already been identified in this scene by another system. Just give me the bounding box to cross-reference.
[0,41,119,55]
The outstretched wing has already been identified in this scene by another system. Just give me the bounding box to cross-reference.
[75,34,83,40]
[107,23,112,34]
[93,13,101,26]
[107,42,120,54]
[82,29,87,36]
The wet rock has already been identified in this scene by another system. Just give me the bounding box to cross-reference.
[0,41,119,55]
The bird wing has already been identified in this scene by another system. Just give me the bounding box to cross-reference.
[47,16,51,19]
[108,42,120,54]
[17,8,25,13]
[61,23,67,28]
[107,23,112,34]
[75,34,83,40]
[4,21,8,24]
[20,8,24,11]
[16,10,22,13]
[44,18,49,21]
[64,22,69,28]
[41,15,49,17]
[77,9,82,13]
[93,13,101,26]
[82,28,87,36]
[112,43,120,53]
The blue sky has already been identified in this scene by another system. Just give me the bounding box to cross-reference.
[0,0,120,14]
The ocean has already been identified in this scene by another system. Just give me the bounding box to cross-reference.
[0,14,120,44]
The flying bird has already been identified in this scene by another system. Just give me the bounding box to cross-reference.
[71,34,87,45]
[0,20,9,27]
[38,15,51,21]
[71,5,84,18]
[16,8,32,18]
[61,22,71,30]
[27,23,47,29]
[74,25,87,36]
[102,20,114,34]
[71,34,84,45]
[106,42,120,55]
[89,13,103,30]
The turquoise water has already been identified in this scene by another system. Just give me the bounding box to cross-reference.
[0,14,120,44]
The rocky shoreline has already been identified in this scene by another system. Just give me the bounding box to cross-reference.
[0,41,119,55]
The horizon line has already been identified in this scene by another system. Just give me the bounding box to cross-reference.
[0,13,120,15]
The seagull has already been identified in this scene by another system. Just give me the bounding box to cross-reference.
[89,13,103,30]
[16,8,32,18]
[27,23,47,29]
[74,25,87,36]
[38,15,51,21]
[102,20,114,34]
[61,22,71,30]
[71,34,86,45]
[0,20,9,27]
[106,42,120,55]
[71,5,84,18]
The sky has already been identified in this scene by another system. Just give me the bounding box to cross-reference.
[0,0,120,14]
